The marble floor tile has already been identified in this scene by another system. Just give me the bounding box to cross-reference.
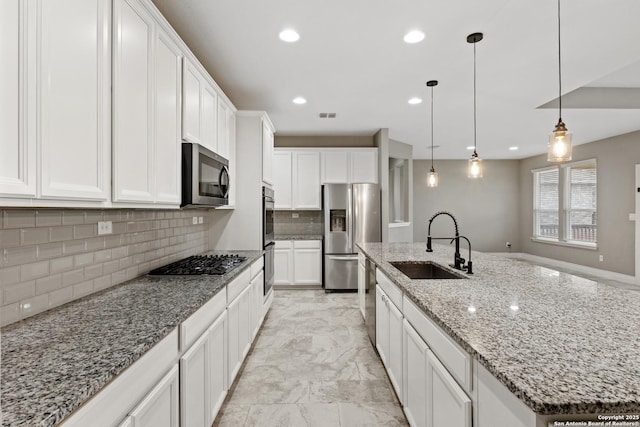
[213,289,408,426]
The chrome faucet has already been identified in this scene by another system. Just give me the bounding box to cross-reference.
[426,211,473,274]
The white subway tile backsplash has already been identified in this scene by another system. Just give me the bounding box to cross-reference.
[0,230,21,248]
[20,261,49,281]
[35,210,63,227]
[0,208,208,326]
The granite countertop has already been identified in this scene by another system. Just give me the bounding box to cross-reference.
[0,250,263,427]
[274,234,323,240]
[357,242,640,415]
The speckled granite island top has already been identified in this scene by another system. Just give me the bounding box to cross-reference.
[0,250,263,427]
[358,242,640,415]
[274,234,323,240]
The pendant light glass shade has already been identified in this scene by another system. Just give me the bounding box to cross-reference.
[426,80,439,188]
[467,33,483,179]
[468,152,482,178]
[548,0,572,162]
[427,167,439,187]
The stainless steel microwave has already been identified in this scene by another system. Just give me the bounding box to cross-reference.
[181,142,230,208]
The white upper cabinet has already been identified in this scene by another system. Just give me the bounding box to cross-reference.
[321,151,349,183]
[200,83,217,152]
[293,151,321,209]
[217,99,231,160]
[182,59,201,145]
[262,122,274,185]
[0,0,35,197]
[349,149,378,183]
[321,149,378,184]
[113,0,154,203]
[38,0,111,201]
[272,151,292,209]
[154,27,182,204]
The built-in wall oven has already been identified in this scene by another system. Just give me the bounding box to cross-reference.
[262,186,275,299]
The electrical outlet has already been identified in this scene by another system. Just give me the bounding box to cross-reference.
[192,217,197,225]
[97,221,113,236]
[292,213,299,219]
[198,216,203,224]
[599,255,604,262]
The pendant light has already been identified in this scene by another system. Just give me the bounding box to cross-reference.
[467,32,483,179]
[426,80,439,188]
[548,0,572,162]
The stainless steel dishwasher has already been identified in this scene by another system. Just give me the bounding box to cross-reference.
[364,258,377,346]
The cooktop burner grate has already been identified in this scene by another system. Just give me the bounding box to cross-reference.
[149,254,246,276]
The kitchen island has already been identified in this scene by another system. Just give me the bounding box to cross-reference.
[1,250,264,427]
[358,242,640,426]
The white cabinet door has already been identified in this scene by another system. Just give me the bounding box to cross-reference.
[113,0,154,203]
[251,270,264,338]
[350,149,378,183]
[262,122,274,185]
[238,285,252,360]
[358,259,366,319]
[227,294,241,384]
[0,0,35,197]
[217,99,230,159]
[403,319,428,427]
[182,58,201,144]
[130,365,179,427]
[154,28,181,204]
[200,83,217,152]
[39,0,110,200]
[274,240,294,285]
[376,286,389,366]
[272,151,292,209]
[180,332,208,427]
[208,311,227,424]
[293,241,322,285]
[293,151,321,209]
[388,299,404,402]
[321,151,349,183]
[427,350,472,427]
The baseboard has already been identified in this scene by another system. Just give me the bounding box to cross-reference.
[273,284,323,290]
[494,252,637,285]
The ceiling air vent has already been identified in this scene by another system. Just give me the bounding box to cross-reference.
[319,113,337,118]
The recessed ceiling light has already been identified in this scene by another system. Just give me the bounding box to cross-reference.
[509,146,519,151]
[466,146,475,150]
[279,29,300,42]
[467,306,477,313]
[292,97,306,104]
[408,97,422,105]
[403,30,425,44]
[510,305,520,311]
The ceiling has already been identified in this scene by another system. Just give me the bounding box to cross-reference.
[151,0,640,160]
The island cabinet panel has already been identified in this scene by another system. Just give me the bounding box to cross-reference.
[402,319,428,427]
[130,365,179,427]
[475,362,535,427]
[376,284,403,402]
[357,253,366,319]
[427,350,472,427]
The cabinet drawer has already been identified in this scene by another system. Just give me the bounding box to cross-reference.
[227,268,251,304]
[275,240,293,249]
[376,270,402,310]
[180,289,226,351]
[403,295,472,392]
[250,257,264,279]
[293,240,321,249]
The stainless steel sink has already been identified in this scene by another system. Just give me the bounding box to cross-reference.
[389,261,466,280]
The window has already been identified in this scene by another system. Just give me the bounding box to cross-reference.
[532,159,597,246]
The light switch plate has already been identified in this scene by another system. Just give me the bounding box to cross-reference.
[292,213,299,219]
[97,221,113,236]
[192,217,197,225]
[198,217,203,224]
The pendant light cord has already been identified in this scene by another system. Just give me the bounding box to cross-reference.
[473,40,477,154]
[557,0,562,122]
[430,85,434,169]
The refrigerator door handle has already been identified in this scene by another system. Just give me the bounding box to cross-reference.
[327,255,359,261]
[346,185,352,252]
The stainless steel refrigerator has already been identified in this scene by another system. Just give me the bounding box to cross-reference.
[324,183,381,290]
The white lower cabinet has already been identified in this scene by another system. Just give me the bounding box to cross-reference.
[180,331,208,427]
[208,311,228,423]
[274,240,322,286]
[375,285,403,401]
[129,365,179,427]
[251,270,265,339]
[403,319,428,427]
[227,281,253,385]
[427,350,472,427]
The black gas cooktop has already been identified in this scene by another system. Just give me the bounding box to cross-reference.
[149,254,246,276]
